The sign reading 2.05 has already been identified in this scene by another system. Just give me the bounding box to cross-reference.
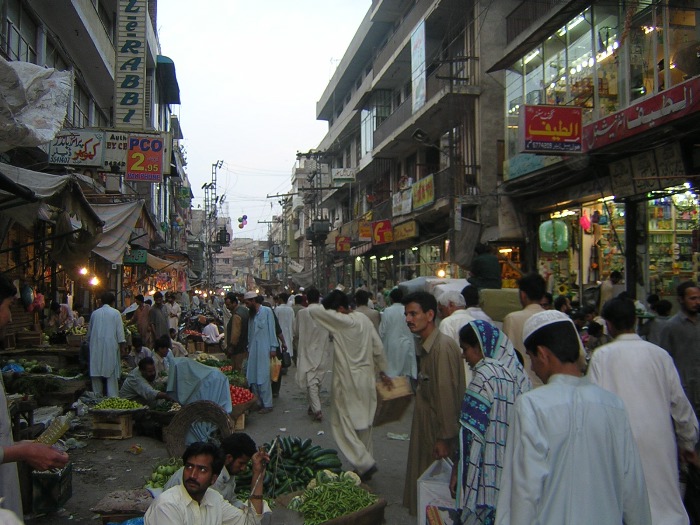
[125,134,164,182]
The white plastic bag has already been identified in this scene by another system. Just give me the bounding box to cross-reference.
[417,458,459,525]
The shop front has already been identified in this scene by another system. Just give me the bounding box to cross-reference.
[494,1,700,303]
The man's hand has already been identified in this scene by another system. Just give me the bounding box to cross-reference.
[449,462,458,498]
[251,447,270,476]
[12,442,69,471]
[379,371,393,390]
[433,439,452,459]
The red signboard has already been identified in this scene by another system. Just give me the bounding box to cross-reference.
[335,236,351,252]
[521,105,583,153]
[372,220,393,245]
[125,134,164,182]
[583,76,700,152]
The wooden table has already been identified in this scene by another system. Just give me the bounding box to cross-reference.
[8,397,37,440]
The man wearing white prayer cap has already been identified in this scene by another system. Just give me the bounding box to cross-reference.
[495,310,650,525]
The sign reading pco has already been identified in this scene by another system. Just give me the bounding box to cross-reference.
[125,135,164,182]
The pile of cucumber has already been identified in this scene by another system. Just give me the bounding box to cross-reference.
[235,436,343,498]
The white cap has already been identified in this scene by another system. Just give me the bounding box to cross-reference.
[522,310,576,347]
[243,291,258,300]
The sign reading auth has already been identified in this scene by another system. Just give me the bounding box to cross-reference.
[125,134,164,182]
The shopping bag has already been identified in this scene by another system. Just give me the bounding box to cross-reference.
[418,459,459,525]
[270,356,282,382]
[281,350,292,368]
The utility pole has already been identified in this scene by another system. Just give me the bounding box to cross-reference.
[203,160,223,291]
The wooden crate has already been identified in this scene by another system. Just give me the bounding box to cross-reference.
[92,413,133,439]
[233,413,245,431]
[66,334,85,347]
[373,376,414,426]
[15,331,43,347]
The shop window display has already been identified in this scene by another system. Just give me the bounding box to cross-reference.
[666,2,700,89]
[594,3,621,116]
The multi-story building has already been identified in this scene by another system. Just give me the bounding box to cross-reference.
[0,0,191,309]
[305,0,520,292]
[491,0,700,300]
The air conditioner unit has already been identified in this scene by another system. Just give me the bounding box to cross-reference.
[105,174,123,194]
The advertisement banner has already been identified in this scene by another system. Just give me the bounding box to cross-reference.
[411,20,426,114]
[412,174,434,209]
[103,131,129,172]
[125,134,165,182]
[358,221,372,242]
[335,236,351,252]
[372,220,393,245]
[115,0,147,129]
[48,130,104,166]
[520,105,582,153]
[392,189,412,216]
[123,249,147,264]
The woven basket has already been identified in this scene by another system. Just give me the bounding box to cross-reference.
[162,400,235,458]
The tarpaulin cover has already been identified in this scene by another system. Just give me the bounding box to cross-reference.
[90,201,144,264]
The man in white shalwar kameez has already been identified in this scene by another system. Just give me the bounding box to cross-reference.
[309,289,392,480]
[88,292,126,396]
[378,288,417,379]
[588,297,699,525]
[275,293,295,361]
[496,310,650,525]
[295,287,330,420]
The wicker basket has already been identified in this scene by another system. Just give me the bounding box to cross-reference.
[276,490,387,525]
[162,400,235,458]
[66,334,85,347]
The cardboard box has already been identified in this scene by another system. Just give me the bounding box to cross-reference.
[417,459,458,525]
[233,413,245,431]
[373,375,413,426]
[32,463,72,513]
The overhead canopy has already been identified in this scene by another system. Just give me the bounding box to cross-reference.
[147,252,187,271]
[156,55,181,104]
[91,201,144,264]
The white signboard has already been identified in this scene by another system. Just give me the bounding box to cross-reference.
[48,130,104,166]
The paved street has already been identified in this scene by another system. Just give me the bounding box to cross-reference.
[25,367,415,524]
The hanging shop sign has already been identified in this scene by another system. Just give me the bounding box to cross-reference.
[608,142,686,199]
[412,174,434,209]
[335,236,351,252]
[125,134,165,182]
[48,130,104,167]
[411,20,426,114]
[372,220,393,245]
[520,105,582,154]
[115,0,148,129]
[583,76,700,152]
[393,220,418,242]
[332,168,357,185]
[123,249,147,264]
[358,217,372,242]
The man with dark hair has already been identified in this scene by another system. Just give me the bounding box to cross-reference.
[145,441,270,524]
[645,299,672,346]
[148,291,170,341]
[274,292,295,365]
[553,294,571,314]
[461,285,493,323]
[402,291,465,516]
[496,310,650,525]
[378,287,417,380]
[224,292,248,372]
[152,334,175,376]
[132,293,152,348]
[660,281,700,418]
[119,356,177,407]
[468,243,502,290]
[88,291,126,396]
[308,289,392,481]
[124,333,152,369]
[294,287,330,421]
[354,289,380,332]
[503,272,547,387]
[164,433,258,507]
[590,297,698,525]
[600,269,624,310]
[0,274,69,518]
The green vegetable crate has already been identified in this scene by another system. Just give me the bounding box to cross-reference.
[32,462,72,513]
[92,413,133,439]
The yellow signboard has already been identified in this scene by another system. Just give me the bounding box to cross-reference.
[412,174,434,209]
[393,220,419,242]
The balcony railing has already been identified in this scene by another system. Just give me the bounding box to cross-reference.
[374,57,478,146]
[373,0,433,75]
[506,0,563,44]
[432,164,479,198]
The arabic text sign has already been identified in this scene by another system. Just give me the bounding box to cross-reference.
[393,220,419,242]
[372,220,393,245]
[125,134,164,182]
[583,76,700,152]
[48,130,104,167]
[358,220,372,242]
[521,105,582,154]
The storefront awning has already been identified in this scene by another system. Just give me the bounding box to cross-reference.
[147,252,187,271]
[90,201,144,265]
[350,242,373,257]
[156,55,180,105]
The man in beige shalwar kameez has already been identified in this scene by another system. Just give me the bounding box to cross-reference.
[402,291,465,516]
[309,290,392,480]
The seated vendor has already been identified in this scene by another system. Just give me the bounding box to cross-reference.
[163,433,257,508]
[119,357,177,408]
[202,317,224,348]
[124,334,153,369]
[169,328,189,357]
[152,335,175,376]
